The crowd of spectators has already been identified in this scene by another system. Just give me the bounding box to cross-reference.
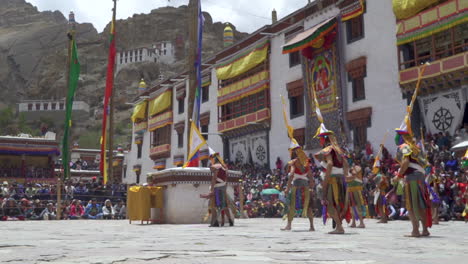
[0,177,127,221]
[228,131,468,222]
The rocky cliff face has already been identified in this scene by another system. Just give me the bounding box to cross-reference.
[0,0,247,147]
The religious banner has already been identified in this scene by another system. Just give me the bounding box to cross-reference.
[419,89,466,136]
[304,43,339,114]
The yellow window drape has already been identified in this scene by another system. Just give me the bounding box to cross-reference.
[392,0,439,20]
[216,41,269,81]
[149,90,172,116]
[131,101,147,123]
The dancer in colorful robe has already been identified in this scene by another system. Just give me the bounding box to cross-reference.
[345,160,366,228]
[394,127,432,237]
[425,170,440,225]
[208,148,234,227]
[373,171,389,223]
[314,127,349,234]
[281,141,315,231]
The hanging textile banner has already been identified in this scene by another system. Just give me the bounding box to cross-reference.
[304,43,339,114]
[199,149,210,161]
[341,0,365,22]
[392,0,440,20]
[149,89,172,116]
[131,101,147,123]
[217,70,269,106]
[148,110,173,132]
[215,40,269,81]
[396,0,468,45]
[173,155,185,166]
[282,17,337,54]
[419,89,466,136]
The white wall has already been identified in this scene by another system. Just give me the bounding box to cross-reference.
[268,28,306,167]
[343,0,406,154]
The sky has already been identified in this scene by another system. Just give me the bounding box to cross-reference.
[26,0,311,33]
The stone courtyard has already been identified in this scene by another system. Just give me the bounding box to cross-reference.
[1,218,467,264]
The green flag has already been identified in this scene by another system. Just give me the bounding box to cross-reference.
[62,38,80,180]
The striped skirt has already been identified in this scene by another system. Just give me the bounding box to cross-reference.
[404,171,432,227]
[212,185,227,209]
[326,174,347,218]
[285,179,311,221]
[345,181,366,216]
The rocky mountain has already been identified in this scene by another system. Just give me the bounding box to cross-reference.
[0,0,247,147]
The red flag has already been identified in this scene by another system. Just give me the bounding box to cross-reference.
[100,16,116,184]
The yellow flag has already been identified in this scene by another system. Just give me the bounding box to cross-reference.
[183,121,207,168]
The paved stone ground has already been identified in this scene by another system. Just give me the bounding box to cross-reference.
[1,218,467,264]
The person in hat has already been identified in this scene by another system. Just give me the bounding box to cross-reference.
[394,115,432,237]
[314,124,349,234]
[207,147,234,227]
[281,140,315,231]
[370,146,390,223]
[345,158,366,228]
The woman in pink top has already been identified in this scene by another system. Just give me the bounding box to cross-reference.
[69,199,84,219]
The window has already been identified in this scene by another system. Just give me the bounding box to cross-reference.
[220,89,269,122]
[353,125,367,150]
[178,98,184,114]
[201,85,209,103]
[152,125,171,147]
[177,132,183,148]
[59,103,64,110]
[201,125,208,140]
[137,144,142,159]
[51,103,56,110]
[164,50,166,55]
[289,51,301,67]
[346,14,364,43]
[289,95,304,118]
[28,104,33,111]
[201,159,208,167]
[36,103,41,110]
[43,103,48,110]
[139,55,142,61]
[352,77,365,102]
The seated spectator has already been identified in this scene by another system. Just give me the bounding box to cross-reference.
[113,199,126,219]
[69,199,85,220]
[1,181,9,196]
[102,199,115,220]
[61,200,71,220]
[30,199,44,220]
[40,203,56,220]
[20,198,33,219]
[2,198,25,221]
[83,198,102,219]
[25,183,37,200]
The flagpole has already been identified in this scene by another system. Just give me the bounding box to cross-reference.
[57,12,76,220]
[107,0,117,184]
[186,0,197,159]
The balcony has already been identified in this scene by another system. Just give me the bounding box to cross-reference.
[218,108,270,134]
[149,144,171,160]
[399,51,467,92]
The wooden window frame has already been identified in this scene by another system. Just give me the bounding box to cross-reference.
[177,97,184,114]
[219,89,270,122]
[289,95,304,119]
[177,132,183,148]
[346,14,364,44]
[352,77,365,102]
[151,125,171,147]
[289,51,301,68]
[201,85,209,103]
